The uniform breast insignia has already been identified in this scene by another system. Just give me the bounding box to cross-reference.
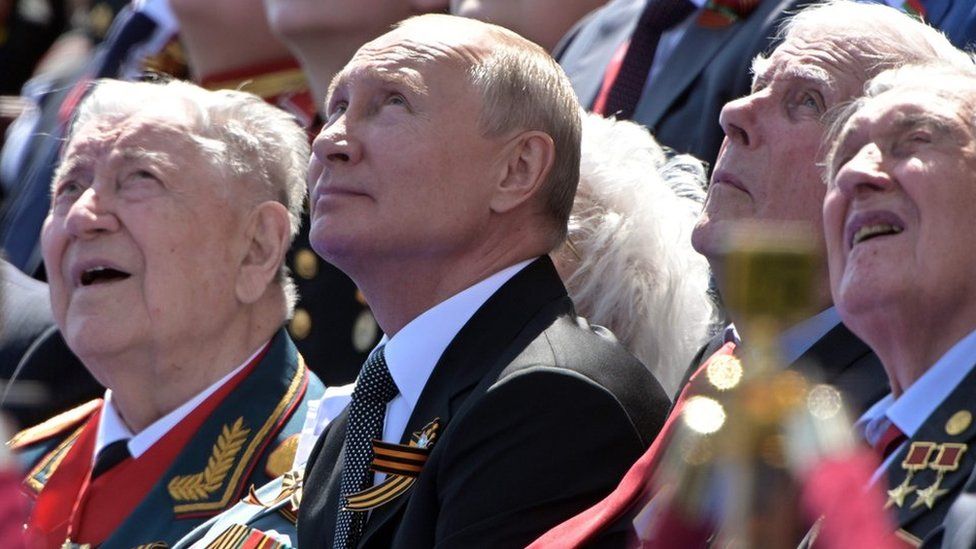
[886,441,968,510]
[344,418,441,512]
[168,418,251,504]
[204,524,290,549]
[910,442,966,510]
[243,468,304,520]
[265,434,299,479]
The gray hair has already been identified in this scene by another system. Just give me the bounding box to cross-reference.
[753,0,972,89]
[470,30,582,245]
[562,113,714,394]
[824,62,976,183]
[397,14,582,246]
[60,78,310,315]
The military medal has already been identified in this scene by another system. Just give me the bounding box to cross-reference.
[910,443,966,510]
[886,442,936,508]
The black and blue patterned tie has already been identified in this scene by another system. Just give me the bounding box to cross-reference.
[334,346,399,548]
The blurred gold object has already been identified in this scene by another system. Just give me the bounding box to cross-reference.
[641,221,857,548]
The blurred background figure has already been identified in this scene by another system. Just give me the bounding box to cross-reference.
[553,0,801,168]
[0,256,94,429]
[170,0,379,386]
[263,0,450,108]
[554,113,713,395]
[450,0,608,52]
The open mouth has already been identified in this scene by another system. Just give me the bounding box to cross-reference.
[80,266,131,286]
[850,222,904,248]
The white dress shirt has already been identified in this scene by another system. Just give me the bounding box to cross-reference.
[364,259,534,481]
[93,341,270,462]
[856,327,976,483]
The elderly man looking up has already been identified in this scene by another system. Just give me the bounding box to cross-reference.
[823,63,976,545]
[10,79,325,548]
[297,14,669,548]
[531,2,972,546]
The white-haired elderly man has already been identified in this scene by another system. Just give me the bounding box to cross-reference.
[823,62,976,546]
[297,13,670,549]
[8,78,325,547]
[532,2,973,546]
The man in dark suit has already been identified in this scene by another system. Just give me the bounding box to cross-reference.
[823,62,976,546]
[297,14,669,548]
[555,0,803,167]
[532,3,969,545]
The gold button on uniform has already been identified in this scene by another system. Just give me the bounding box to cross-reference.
[289,309,312,340]
[946,410,972,436]
[294,249,318,280]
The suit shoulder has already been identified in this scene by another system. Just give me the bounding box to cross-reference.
[8,398,100,451]
[493,316,670,441]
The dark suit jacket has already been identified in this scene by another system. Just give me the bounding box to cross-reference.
[297,257,670,548]
[556,0,805,167]
[680,321,888,416]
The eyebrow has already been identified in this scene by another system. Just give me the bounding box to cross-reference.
[326,66,428,109]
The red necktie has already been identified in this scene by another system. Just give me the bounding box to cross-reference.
[873,422,907,461]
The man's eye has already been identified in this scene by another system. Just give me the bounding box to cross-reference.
[54,180,82,199]
[327,101,348,121]
[798,91,824,113]
[386,94,407,106]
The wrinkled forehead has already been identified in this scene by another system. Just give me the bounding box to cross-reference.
[69,114,197,161]
[759,31,872,99]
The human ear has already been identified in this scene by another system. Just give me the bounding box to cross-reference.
[490,130,555,214]
[235,201,291,304]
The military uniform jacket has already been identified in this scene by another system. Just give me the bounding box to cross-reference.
[10,329,324,548]
[882,365,976,546]
[297,256,671,548]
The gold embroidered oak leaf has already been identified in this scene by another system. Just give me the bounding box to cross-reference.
[168,418,251,502]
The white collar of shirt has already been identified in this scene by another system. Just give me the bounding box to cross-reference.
[377,258,534,444]
[724,307,840,364]
[884,327,976,438]
[94,341,270,462]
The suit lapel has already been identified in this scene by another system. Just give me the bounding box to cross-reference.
[792,322,888,415]
[358,257,570,545]
[885,365,976,535]
[559,0,644,107]
[632,21,743,128]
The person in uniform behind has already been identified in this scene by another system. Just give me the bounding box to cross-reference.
[10,78,325,548]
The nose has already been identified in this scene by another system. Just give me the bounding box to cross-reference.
[719,92,761,149]
[833,143,891,199]
[64,186,120,238]
[311,116,363,167]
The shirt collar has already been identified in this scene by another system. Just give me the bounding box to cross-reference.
[378,258,535,412]
[885,327,976,438]
[94,340,270,461]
